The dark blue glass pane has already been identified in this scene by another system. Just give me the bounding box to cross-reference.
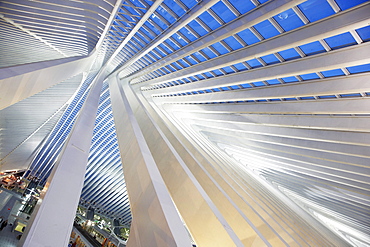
[300,73,320,80]
[165,39,179,50]
[270,98,281,101]
[273,9,304,32]
[298,0,335,23]
[282,76,299,83]
[157,6,176,24]
[254,20,280,39]
[192,52,207,62]
[228,0,255,14]
[237,29,260,45]
[340,93,362,97]
[164,0,186,16]
[201,47,217,59]
[159,43,172,54]
[240,83,252,88]
[199,12,221,30]
[266,79,281,85]
[203,72,214,78]
[318,95,336,99]
[321,69,345,77]
[184,55,197,65]
[346,64,370,74]
[300,96,315,100]
[178,59,190,67]
[222,66,234,74]
[212,69,223,76]
[179,27,197,42]
[223,36,243,50]
[246,58,262,68]
[234,62,247,71]
[211,1,237,23]
[188,20,208,36]
[284,98,297,101]
[253,81,265,87]
[324,32,357,49]
[151,13,168,30]
[172,33,188,46]
[230,85,240,90]
[144,22,161,35]
[212,88,221,92]
[299,41,325,55]
[211,42,229,55]
[221,87,230,91]
[335,0,367,11]
[355,26,370,42]
[182,0,198,9]
[278,48,301,60]
[261,54,280,65]
[196,74,205,80]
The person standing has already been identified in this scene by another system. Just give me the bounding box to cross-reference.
[0,219,8,230]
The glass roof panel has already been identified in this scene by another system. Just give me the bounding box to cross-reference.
[181,0,198,9]
[266,79,281,85]
[321,69,345,77]
[273,9,305,32]
[298,0,335,23]
[165,39,180,50]
[236,29,260,45]
[199,11,222,30]
[282,76,299,83]
[179,27,197,42]
[164,0,186,16]
[253,20,280,39]
[144,22,161,35]
[200,47,217,59]
[299,41,326,55]
[300,72,320,80]
[151,13,169,30]
[222,66,234,74]
[324,32,357,50]
[228,0,256,14]
[223,36,243,50]
[157,6,176,24]
[246,58,263,68]
[211,1,237,23]
[212,42,229,55]
[188,20,208,36]
[355,26,370,42]
[260,54,280,65]
[192,52,207,62]
[233,62,247,71]
[172,33,188,46]
[334,0,368,10]
[278,48,300,61]
[346,64,370,74]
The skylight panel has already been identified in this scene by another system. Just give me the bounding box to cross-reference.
[198,11,222,30]
[355,26,370,42]
[200,47,217,59]
[321,68,345,77]
[246,58,263,68]
[260,54,280,65]
[282,76,299,83]
[233,62,247,71]
[278,48,301,61]
[164,0,186,16]
[273,9,305,32]
[184,55,198,65]
[300,72,320,80]
[172,33,188,46]
[192,52,207,62]
[222,66,234,74]
[223,36,243,50]
[212,69,223,76]
[179,27,197,42]
[346,64,370,74]
[266,79,281,85]
[144,21,161,35]
[157,5,177,24]
[151,12,169,30]
[211,1,237,23]
[253,20,280,39]
[324,32,357,50]
[203,72,214,78]
[158,43,172,54]
[211,42,229,55]
[188,19,208,36]
[165,39,180,50]
[298,0,335,23]
[228,0,255,14]
[181,0,198,9]
[334,0,368,11]
[178,59,190,67]
[236,29,260,45]
[299,41,326,55]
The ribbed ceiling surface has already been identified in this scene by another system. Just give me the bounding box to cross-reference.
[1,0,369,245]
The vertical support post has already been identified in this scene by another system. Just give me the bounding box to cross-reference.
[19,72,105,247]
[109,75,192,247]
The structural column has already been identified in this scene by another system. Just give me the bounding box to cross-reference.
[19,71,105,247]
